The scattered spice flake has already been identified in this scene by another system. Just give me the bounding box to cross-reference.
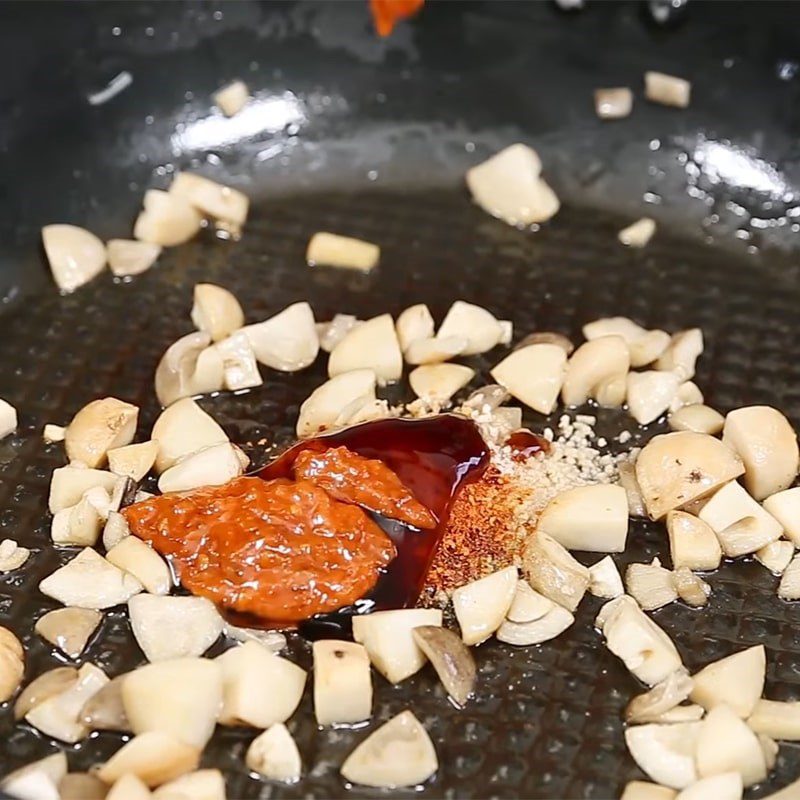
[369,0,424,37]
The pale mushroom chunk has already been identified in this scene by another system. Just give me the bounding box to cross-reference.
[59,771,109,800]
[106,537,171,595]
[42,224,107,292]
[215,331,261,390]
[133,189,203,248]
[0,753,68,800]
[312,640,372,725]
[352,608,443,681]
[436,301,504,355]
[213,80,250,116]
[635,431,744,520]
[340,710,438,788]
[80,674,129,732]
[626,560,678,610]
[64,397,138,468]
[296,369,377,438]
[395,304,434,352]
[675,773,743,800]
[666,510,722,570]
[14,667,78,721]
[621,782,677,800]
[496,603,574,646]
[624,722,701,789]
[582,316,646,342]
[562,335,630,406]
[39,548,142,609]
[779,554,800,599]
[122,658,223,749]
[409,364,475,404]
[128,594,222,662]
[169,172,249,231]
[108,440,158,482]
[242,301,319,372]
[670,381,704,412]
[619,218,656,248]
[594,87,633,120]
[306,232,380,271]
[696,704,767,787]
[0,399,17,441]
[764,487,800,546]
[723,406,799,500]
[411,626,476,707]
[318,314,361,353]
[490,343,566,414]
[152,769,225,800]
[627,371,681,425]
[755,540,794,575]
[655,329,703,381]
[673,567,711,607]
[158,441,245,494]
[106,773,154,799]
[669,404,725,435]
[404,336,467,365]
[35,608,102,659]
[748,698,800,741]
[588,556,624,599]
[246,723,302,782]
[629,330,672,368]
[645,71,691,108]
[451,566,516,645]
[0,626,24,703]
[107,239,161,277]
[154,331,225,407]
[191,283,245,342]
[329,314,402,384]
[689,645,765,719]
[522,532,590,612]
[103,511,131,551]
[151,398,229,473]
[618,461,648,518]
[625,669,694,725]
[51,493,103,547]
[0,538,30,572]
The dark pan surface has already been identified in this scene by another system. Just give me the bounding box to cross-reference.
[1,189,800,798]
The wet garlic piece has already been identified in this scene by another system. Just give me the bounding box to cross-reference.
[191,283,245,343]
[0,538,29,572]
[65,397,139,469]
[594,87,633,120]
[588,556,624,599]
[296,369,377,437]
[42,224,107,292]
[689,645,765,719]
[696,704,767,787]
[619,218,656,248]
[34,608,101,659]
[669,404,725,435]
[624,722,701,790]
[625,560,678,611]
[246,723,302,782]
[645,71,691,108]
[313,640,372,725]
[522,532,590,612]
[170,172,249,232]
[0,627,24,703]
[107,239,161,277]
[395,304,434,352]
[213,80,250,116]
[451,567,516,646]
[562,335,630,406]
[306,232,380,271]
[436,301,504,355]
[329,314,402,384]
[491,343,566,414]
[133,189,203,248]
[151,398,229,473]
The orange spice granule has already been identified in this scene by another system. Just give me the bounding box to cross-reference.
[369,0,424,37]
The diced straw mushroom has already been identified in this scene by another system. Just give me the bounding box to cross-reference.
[306,232,380,271]
[39,548,142,609]
[588,556,624,599]
[329,314,402,384]
[106,773,153,799]
[14,668,78,721]
[107,239,161,277]
[412,626,476,706]
[451,566,517,645]
[594,87,633,120]
[352,608,443,681]
[522,532,590,612]
[405,336,467,365]
[35,608,102,659]
[122,657,223,749]
[169,172,249,232]
[515,331,574,355]
[318,314,361,353]
[689,645,765,719]
[635,431,744,520]
[312,640,372,725]
[340,710,438,789]
[625,669,694,724]
[496,603,574,646]
[51,493,103,546]
[666,510,722,570]
[645,71,691,108]
[562,335,630,406]
[696,704,767,787]
[152,769,226,800]
[626,560,678,610]
[64,397,138,468]
[437,301,505,356]
[723,406,799,500]
[0,753,67,800]
[537,484,628,552]
[214,331,262,391]
[505,580,554,622]
[80,674,129,732]
[0,538,30,572]
[409,364,475,404]
[655,329,703,381]
[154,331,225,407]
[756,540,794,575]
[764,487,800,546]
[217,641,306,728]
[673,567,710,607]
[490,344,567,414]
[465,143,560,226]
[618,461,648,518]
[106,537,171,595]
[396,304,434,352]
[59,771,109,800]
[103,511,130,550]
[621,782,677,800]
[128,594,222,662]
[600,596,683,685]
[778,554,800,600]
[108,440,158,482]
[630,330,672,368]
[669,404,725,435]
[96,731,200,788]
[213,80,250,116]
[246,723,302,782]
[134,189,203,248]
[43,423,66,443]
[296,369,377,437]
[191,283,245,343]
[675,773,743,800]
[618,218,656,248]
[151,397,229,473]
[624,722,701,789]
[627,371,681,425]
[0,627,23,703]
[42,224,107,292]
[242,301,319,371]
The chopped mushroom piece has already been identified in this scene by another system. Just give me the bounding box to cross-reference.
[0,753,67,800]
[42,224,107,292]
[242,301,319,372]
[583,316,646,342]
[451,566,517,645]
[14,668,78,720]
[621,782,677,800]
[645,71,691,108]
[318,314,361,353]
[151,398,228,473]
[624,722,701,790]
[296,369,377,437]
[696,704,767,787]
[108,440,158,482]
[514,330,574,355]
[213,80,250,116]
[64,397,138,468]
[106,773,153,799]
[312,640,372,725]
[655,329,703,381]
[537,484,628,552]
[222,623,286,652]
[466,143,560,226]
[35,608,102,659]
[0,538,30,572]
[246,723,302,782]
[626,560,678,610]
[170,172,249,232]
[152,769,225,800]
[673,567,710,607]
[588,556,624,599]
[191,283,245,343]
[764,487,800,546]
[122,657,223,749]
[626,669,694,724]
[107,239,161,277]
[353,608,443,681]
[594,87,633,119]
[215,331,262,391]
[80,674,129,732]
[306,232,380,271]
[618,461,648,518]
[158,441,245,493]
[154,331,225,407]
[630,330,672,368]
[328,314,402,384]
[0,627,23,703]
[627,371,681,425]
[106,537,171,595]
[51,492,103,546]
[405,336,467,365]
[409,364,475,404]
[669,404,725,435]
[666,510,722,570]
[396,304,434,352]
[755,540,794,575]
[490,344,567,414]
[133,189,203,248]
[723,406,799,500]
[128,594,222,662]
[522,532,590,612]
[39,548,142,609]
[562,335,630,406]
[670,381,704,412]
[505,580,554,622]
[341,710,438,789]
[778,554,800,600]
[496,603,574,646]
[437,301,505,356]
[676,773,743,800]
[618,217,656,248]
[103,511,130,550]
[0,400,17,441]
[689,645,765,719]
[412,626,476,707]
[748,699,800,741]
[43,423,66,443]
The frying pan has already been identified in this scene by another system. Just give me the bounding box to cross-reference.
[1,1,799,797]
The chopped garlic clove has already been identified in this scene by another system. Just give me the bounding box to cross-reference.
[312,640,372,725]
[596,373,628,407]
[436,301,504,355]
[306,232,379,271]
[625,669,693,724]
[48,466,119,514]
[340,710,438,788]
[352,608,443,681]
[466,143,560,226]
[645,71,691,108]
[619,218,656,248]
[673,567,710,607]
[583,316,647,343]
[154,331,224,407]
[128,594,222,662]
[756,540,794,575]
[59,772,109,800]
[515,331,574,355]
[723,406,799,500]
[106,537,171,595]
[626,560,678,610]
[522,532,590,612]
[43,423,66,443]
[158,442,244,493]
[107,239,161,277]
[151,398,228,473]
[588,556,624,599]
[562,335,630,406]
[621,782,677,800]
[190,283,245,343]
[778,554,800,600]
[65,397,139,469]
[630,330,671,368]
[654,704,705,723]
[490,343,567,414]
[0,628,24,705]
[152,769,225,800]
[14,668,78,721]
[405,336,467,365]
[103,511,130,550]
[748,699,800,741]
[396,304,434,352]
[627,371,681,425]
[675,773,743,800]
[0,753,67,800]
[506,580,554,622]
[666,510,722,570]
[80,674,129,732]
[451,566,516,645]
[34,608,101,659]
[669,404,725,435]
[318,314,361,353]
[246,723,302,782]
[242,301,319,372]
[213,80,250,116]
[696,704,766,787]
[624,722,701,789]
[655,329,703,381]
[42,224,106,292]
[108,440,158,483]
[52,494,103,547]
[496,604,574,646]
[296,369,377,437]
[409,364,475,403]
[215,330,262,391]
[134,190,203,248]
[169,172,249,230]
[0,538,30,572]
[411,626,476,707]
[689,645,765,719]
[764,487,800,546]
[618,461,648,518]
[594,87,633,120]
[329,313,402,384]
[670,381,704,412]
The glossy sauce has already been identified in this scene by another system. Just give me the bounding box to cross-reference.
[506,429,550,461]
